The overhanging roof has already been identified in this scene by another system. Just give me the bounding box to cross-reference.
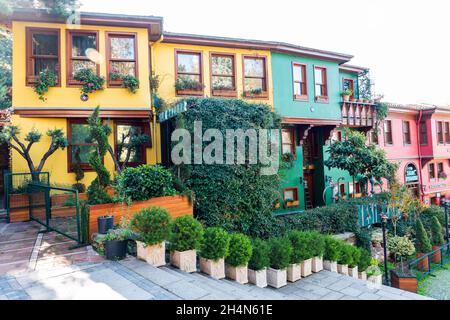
[339,64,369,74]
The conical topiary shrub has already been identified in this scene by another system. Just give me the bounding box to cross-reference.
[415,219,432,271]
[430,216,445,263]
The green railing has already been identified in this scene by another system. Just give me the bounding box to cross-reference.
[408,243,450,281]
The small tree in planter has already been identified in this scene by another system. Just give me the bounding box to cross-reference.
[267,237,292,288]
[415,219,432,271]
[323,236,342,273]
[310,232,326,272]
[348,246,361,279]
[103,228,133,261]
[337,244,353,275]
[248,238,270,288]
[225,233,252,284]
[387,235,417,292]
[169,215,204,273]
[200,227,230,279]
[131,207,172,267]
[341,89,353,102]
[287,231,303,282]
[366,258,383,286]
[357,249,372,280]
[430,216,444,264]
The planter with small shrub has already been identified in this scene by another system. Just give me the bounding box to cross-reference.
[225,233,252,284]
[131,207,171,267]
[200,227,230,279]
[367,258,383,286]
[324,236,341,273]
[430,216,444,263]
[170,216,204,273]
[267,237,292,288]
[310,232,325,272]
[415,219,432,271]
[248,238,270,288]
[287,231,303,282]
[358,248,372,280]
[348,246,361,279]
[103,228,132,261]
[341,89,353,102]
[337,244,353,276]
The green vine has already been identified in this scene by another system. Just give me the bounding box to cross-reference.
[374,101,389,133]
[33,69,57,101]
[122,75,140,93]
[74,68,105,96]
[281,152,295,169]
[175,77,203,91]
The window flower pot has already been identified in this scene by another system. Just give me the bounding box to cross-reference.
[359,271,367,281]
[416,253,429,271]
[348,266,359,279]
[342,95,350,102]
[97,216,114,235]
[431,246,442,264]
[243,91,269,99]
[390,269,418,293]
[324,260,338,272]
[351,98,357,102]
[170,250,197,273]
[176,89,203,96]
[105,240,127,261]
[212,89,237,97]
[287,263,301,282]
[200,257,225,279]
[248,268,267,288]
[267,268,287,289]
[301,258,313,277]
[312,256,323,272]
[337,264,348,276]
[136,241,166,267]
[225,264,248,284]
[367,274,382,286]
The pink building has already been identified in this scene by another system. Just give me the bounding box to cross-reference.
[372,104,450,205]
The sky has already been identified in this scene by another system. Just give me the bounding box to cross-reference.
[81,0,450,106]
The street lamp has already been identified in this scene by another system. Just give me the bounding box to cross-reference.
[380,212,389,285]
[369,177,377,197]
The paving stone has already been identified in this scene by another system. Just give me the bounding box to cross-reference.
[320,291,345,300]
[327,279,353,291]
[340,286,364,297]
[163,280,209,299]
[359,292,382,300]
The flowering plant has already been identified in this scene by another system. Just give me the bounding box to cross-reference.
[74,68,105,95]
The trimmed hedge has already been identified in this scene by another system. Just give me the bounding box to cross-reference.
[201,227,230,261]
[338,244,354,265]
[323,236,342,262]
[131,207,171,245]
[170,216,204,252]
[226,233,253,267]
[358,248,372,271]
[268,237,292,270]
[415,219,432,253]
[248,238,270,271]
[288,231,314,264]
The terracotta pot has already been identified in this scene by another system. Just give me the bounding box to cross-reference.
[301,258,313,277]
[324,260,338,273]
[390,269,417,293]
[359,271,367,281]
[170,250,197,273]
[343,95,350,102]
[337,264,348,276]
[348,266,359,279]
[267,268,287,288]
[312,256,323,272]
[225,264,248,284]
[416,252,429,271]
[432,246,442,264]
[136,241,166,267]
[287,263,301,282]
[200,257,225,279]
[248,268,267,288]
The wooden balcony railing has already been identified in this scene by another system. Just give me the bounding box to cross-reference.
[341,101,377,128]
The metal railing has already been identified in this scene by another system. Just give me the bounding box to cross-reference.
[408,243,450,281]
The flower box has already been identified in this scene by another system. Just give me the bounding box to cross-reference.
[212,89,237,98]
[348,266,359,279]
[248,268,267,288]
[390,269,418,293]
[176,89,204,96]
[200,257,225,279]
[301,258,313,277]
[136,241,166,267]
[243,91,269,99]
[324,260,338,273]
[225,265,248,284]
[312,256,323,273]
[170,249,197,273]
[285,200,299,208]
[267,268,287,288]
[287,263,301,282]
[337,264,348,275]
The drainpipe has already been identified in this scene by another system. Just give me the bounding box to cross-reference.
[417,109,424,202]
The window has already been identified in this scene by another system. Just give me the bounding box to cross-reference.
[292,63,307,100]
[114,120,150,166]
[26,27,60,85]
[210,53,235,95]
[420,121,428,145]
[445,122,450,144]
[437,121,444,144]
[67,30,98,85]
[314,66,328,101]
[281,128,295,155]
[370,129,379,145]
[67,119,96,171]
[343,78,355,98]
[336,131,343,142]
[339,183,346,196]
[402,121,411,145]
[175,50,203,94]
[429,163,436,180]
[107,33,138,86]
[384,120,393,145]
[243,56,267,95]
[283,187,299,207]
[438,162,444,178]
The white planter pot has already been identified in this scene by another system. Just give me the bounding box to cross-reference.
[287,263,301,282]
[136,241,165,267]
[225,264,248,284]
[170,249,197,273]
[200,257,225,279]
[267,268,287,289]
[248,268,267,288]
[312,256,323,272]
[337,264,348,276]
[301,258,313,277]
[323,260,338,273]
[367,274,382,286]
[348,266,359,279]
[359,271,367,281]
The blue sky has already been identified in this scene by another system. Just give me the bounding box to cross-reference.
[81,0,450,106]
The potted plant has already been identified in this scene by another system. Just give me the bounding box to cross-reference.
[438,172,448,180]
[310,232,325,272]
[122,75,140,93]
[74,68,105,101]
[199,227,230,279]
[243,87,268,99]
[267,237,292,288]
[357,249,372,280]
[323,236,341,273]
[169,216,204,273]
[299,232,315,277]
[175,77,204,95]
[341,89,353,102]
[287,231,304,282]
[366,258,383,286]
[97,215,114,234]
[415,219,432,271]
[33,69,57,101]
[337,244,353,275]
[430,216,444,263]
[248,238,270,288]
[225,233,252,284]
[388,235,417,293]
[212,83,236,97]
[131,207,172,267]
[348,246,361,279]
[103,228,132,261]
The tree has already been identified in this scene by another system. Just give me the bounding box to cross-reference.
[430,216,444,247]
[71,146,85,193]
[358,70,372,100]
[415,219,432,254]
[0,125,68,176]
[0,30,11,109]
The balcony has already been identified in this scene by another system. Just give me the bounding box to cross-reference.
[341,100,377,128]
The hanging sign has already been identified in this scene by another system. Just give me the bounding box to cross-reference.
[405,163,419,184]
[157,101,188,123]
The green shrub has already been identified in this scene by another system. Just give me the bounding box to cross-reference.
[430,216,444,247]
[131,207,171,245]
[248,238,270,271]
[355,228,372,252]
[288,231,313,264]
[122,75,140,93]
[349,246,361,268]
[170,216,204,252]
[200,227,230,261]
[338,244,354,265]
[358,249,372,272]
[268,237,292,270]
[323,236,342,262]
[115,165,177,202]
[309,231,326,257]
[415,219,432,253]
[420,205,445,230]
[226,233,253,267]
[74,68,105,95]
[33,69,57,101]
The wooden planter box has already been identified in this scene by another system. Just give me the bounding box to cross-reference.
[390,270,417,293]
[177,89,203,96]
[212,89,237,97]
[243,91,269,99]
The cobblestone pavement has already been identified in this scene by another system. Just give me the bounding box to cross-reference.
[419,268,450,300]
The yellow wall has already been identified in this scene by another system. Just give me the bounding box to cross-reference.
[151,41,274,108]
[12,21,151,108]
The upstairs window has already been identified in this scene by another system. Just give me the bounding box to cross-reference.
[67,30,98,85]
[419,121,428,145]
[243,56,267,96]
[429,163,436,180]
[402,121,411,145]
[384,120,393,145]
[107,33,138,86]
[210,53,235,95]
[292,63,307,100]
[176,51,203,94]
[437,121,444,144]
[314,66,328,101]
[281,128,295,155]
[445,122,450,144]
[438,162,444,178]
[343,78,355,99]
[26,27,60,85]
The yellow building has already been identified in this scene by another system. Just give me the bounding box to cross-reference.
[4,9,163,186]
